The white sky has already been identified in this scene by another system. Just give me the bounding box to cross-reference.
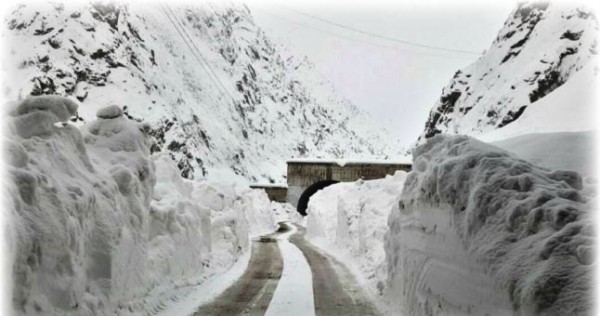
[247,0,517,145]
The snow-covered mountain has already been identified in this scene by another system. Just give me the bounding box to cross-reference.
[2,1,400,183]
[420,1,598,141]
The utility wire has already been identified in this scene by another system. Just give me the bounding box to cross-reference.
[160,4,224,97]
[276,5,483,56]
[273,10,319,42]
[257,9,476,60]
[165,4,238,103]
[161,4,236,106]
[160,4,239,143]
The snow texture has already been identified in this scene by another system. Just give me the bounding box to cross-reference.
[491,130,597,176]
[265,224,315,316]
[271,201,304,224]
[305,171,407,314]
[7,95,80,139]
[386,135,595,315]
[96,105,123,119]
[477,61,598,142]
[287,157,412,166]
[3,1,402,183]
[420,2,598,141]
[5,96,278,315]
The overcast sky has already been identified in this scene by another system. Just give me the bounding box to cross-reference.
[247,1,517,146]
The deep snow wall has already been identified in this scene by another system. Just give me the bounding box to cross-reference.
[386,135,595,315]
[305,172,407,313]
[2,1,400,183]
[4,95,277,315]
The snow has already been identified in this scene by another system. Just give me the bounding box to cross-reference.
[305,133,594,315]
[478,62,598,143]
[152,250,251,316]
[420,2,597,140]
[271,201,304,224]
[2,1,403,183]
[265,224,315,316]
[10,95,79,122]
[407,4,598,311]
[5,96,280,315]
[8,95,81,139]
[287,157,412,167]
[96,105,123,119]
[491,130,597,176]
[386,135,594,315]
[305,171,407,313]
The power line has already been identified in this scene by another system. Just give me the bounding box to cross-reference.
[257,9,475,60]
[276,5,483,56]
[273,10,319,42]
[161,4,251,138]
[160,4,236,105]
[160,4,241,140]
[160,5,223,96]
[165,4,238,103]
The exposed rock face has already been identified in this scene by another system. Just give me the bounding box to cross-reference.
[420,2,597,140]
[3,2,400,182]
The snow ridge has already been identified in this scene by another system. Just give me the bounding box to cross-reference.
[305,172,408,314]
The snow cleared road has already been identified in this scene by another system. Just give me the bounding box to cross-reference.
[290,224,380,316]
[193,222,380,315]
[192,228,286,316]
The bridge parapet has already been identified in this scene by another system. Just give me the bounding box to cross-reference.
[287,160,411,187]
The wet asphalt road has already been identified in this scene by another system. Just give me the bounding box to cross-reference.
[193,222,379,316]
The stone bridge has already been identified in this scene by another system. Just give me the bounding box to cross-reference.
[252,159,411,216]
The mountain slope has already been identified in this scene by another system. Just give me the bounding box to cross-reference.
[2,2,400,183]
[420,2,598,141]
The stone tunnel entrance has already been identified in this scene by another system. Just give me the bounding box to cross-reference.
[252,160,411,216]
[286,159,412,216]
[296,180,339,216]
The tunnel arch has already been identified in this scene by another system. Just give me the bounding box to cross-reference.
[297,180,339,216]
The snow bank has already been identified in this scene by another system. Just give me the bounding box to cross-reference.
[271,201,304,224]
[386,135,594,315]
[305,171,407,311]
[4,96,277,315]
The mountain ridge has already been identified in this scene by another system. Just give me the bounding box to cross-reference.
[420,1,598,141]
[3,1,401,183]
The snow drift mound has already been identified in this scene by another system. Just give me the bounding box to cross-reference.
[386,135,595,315]
[4,96,277,315]
[305,171,407,311]
[6,95,156,314]
[420,1,598,141]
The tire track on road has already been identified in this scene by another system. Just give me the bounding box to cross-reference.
[193,226,288,315]
[289,223,380,316]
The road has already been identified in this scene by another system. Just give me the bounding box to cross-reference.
[193,222,380,316]
[193,226,288,316]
